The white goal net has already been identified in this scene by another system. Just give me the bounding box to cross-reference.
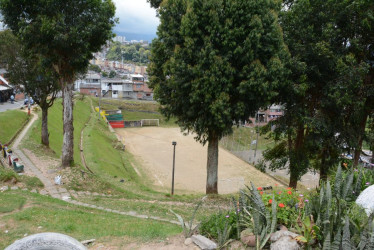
[141,119,160,127]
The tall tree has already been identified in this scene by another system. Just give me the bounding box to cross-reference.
[149,0,288,194]
[147,0,162,9]
[0,0,116,167]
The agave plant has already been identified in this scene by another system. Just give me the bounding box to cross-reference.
[241,183,277,249]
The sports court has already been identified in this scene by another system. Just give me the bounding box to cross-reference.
[116,127,281,194]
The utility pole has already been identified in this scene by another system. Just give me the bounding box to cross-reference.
[171,141,177,195]
[253,112,259,164]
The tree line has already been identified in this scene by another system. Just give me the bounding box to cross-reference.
[148,0,374,192]
[106,42,151,64]
[0,0,116,167]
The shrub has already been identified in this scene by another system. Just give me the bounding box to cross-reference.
[200,210,238,240]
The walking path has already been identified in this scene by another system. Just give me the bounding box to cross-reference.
[3,111,180,226]
[0,101,23,113]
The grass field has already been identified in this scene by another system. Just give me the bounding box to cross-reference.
[24,98,91,165]
[0,109,29,144]
[92,98,178,127]
[0,191,181,249]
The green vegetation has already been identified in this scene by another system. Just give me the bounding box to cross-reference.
[149,0,288,194]
[106,42,150,64]
[220,126,275,152]
[0,109,28,144]
[24,97,91,165]
[0,191,181,249]
[94,98,178,127]
[0,168,44,189]
[0,192,26,213]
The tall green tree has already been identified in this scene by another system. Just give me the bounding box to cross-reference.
[0,30,60,146]
[149,0,288,194]
[147,0,162,9]
[0,0,116,167]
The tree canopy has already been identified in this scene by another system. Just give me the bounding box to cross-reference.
[149,0,288,193]
[0,0,117,167]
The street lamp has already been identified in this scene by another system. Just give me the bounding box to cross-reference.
[171,141,177,195]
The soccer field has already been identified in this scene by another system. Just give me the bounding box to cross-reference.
[116,127,281,194]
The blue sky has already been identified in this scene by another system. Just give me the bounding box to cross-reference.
[112,0,159,36]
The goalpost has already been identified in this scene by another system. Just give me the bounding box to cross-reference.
[141,119,160,127]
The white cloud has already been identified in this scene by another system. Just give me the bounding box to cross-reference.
[112,0,159,35]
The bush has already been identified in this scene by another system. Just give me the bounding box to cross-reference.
[200,210,239,240]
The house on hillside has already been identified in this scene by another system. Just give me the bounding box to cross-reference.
[247,105,284,126]
[75,71,101,96]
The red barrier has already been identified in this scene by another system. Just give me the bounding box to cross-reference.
[110,124,125,128]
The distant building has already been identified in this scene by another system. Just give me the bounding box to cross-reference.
[75,71,101,96]
[247,105,284,126]
[113,35,126,44]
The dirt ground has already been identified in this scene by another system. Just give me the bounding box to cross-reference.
[116,127,282,194]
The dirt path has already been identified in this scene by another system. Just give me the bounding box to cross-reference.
[116,127,282,194]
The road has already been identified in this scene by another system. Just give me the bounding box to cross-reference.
[0,101,23,113]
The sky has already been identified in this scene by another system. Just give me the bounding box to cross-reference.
[112,0,160,36]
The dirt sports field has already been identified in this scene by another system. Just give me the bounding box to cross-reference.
[116,127,281,194]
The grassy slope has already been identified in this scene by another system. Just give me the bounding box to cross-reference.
[25,98,91,165]
[0,109,28,144]
[0,191,181,249]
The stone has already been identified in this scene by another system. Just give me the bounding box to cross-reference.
[10,186,19,190]
[184,238,193,245]
[228,240,245,250]
[0,186,9,192]
[356,184,374,216]
[270,230,301,250]
[191,235,217,250]
[61,196,71,201]
[5,232,87,250]
[22,188,28,191]
[240,229,256,247]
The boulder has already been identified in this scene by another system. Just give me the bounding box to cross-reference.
[191,235,217,250]
[240,229,256,247]
[356,184,374,216]
[270,230,300,250]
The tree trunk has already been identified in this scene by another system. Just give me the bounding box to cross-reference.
[289,169,298,189]
[41,105,49,147]
[353,114,368,167]
[206,135,219,194]
[319,148,328,183]
[61,83,74,167]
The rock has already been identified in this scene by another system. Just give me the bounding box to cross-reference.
[270,230,299,242]
[5,232,87,250]
[30,189,37,193]
[270,230,301,250]
[270,236,300,250]
[184,238,193,245]
[240,229,256,247]
[356,184,374,216]
[228,240,245,250]
[0,186,9,192]
[10,186,19,190]
[191,235,217,250]
[81,239,95,246]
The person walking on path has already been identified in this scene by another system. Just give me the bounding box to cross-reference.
[10,94,14,104]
